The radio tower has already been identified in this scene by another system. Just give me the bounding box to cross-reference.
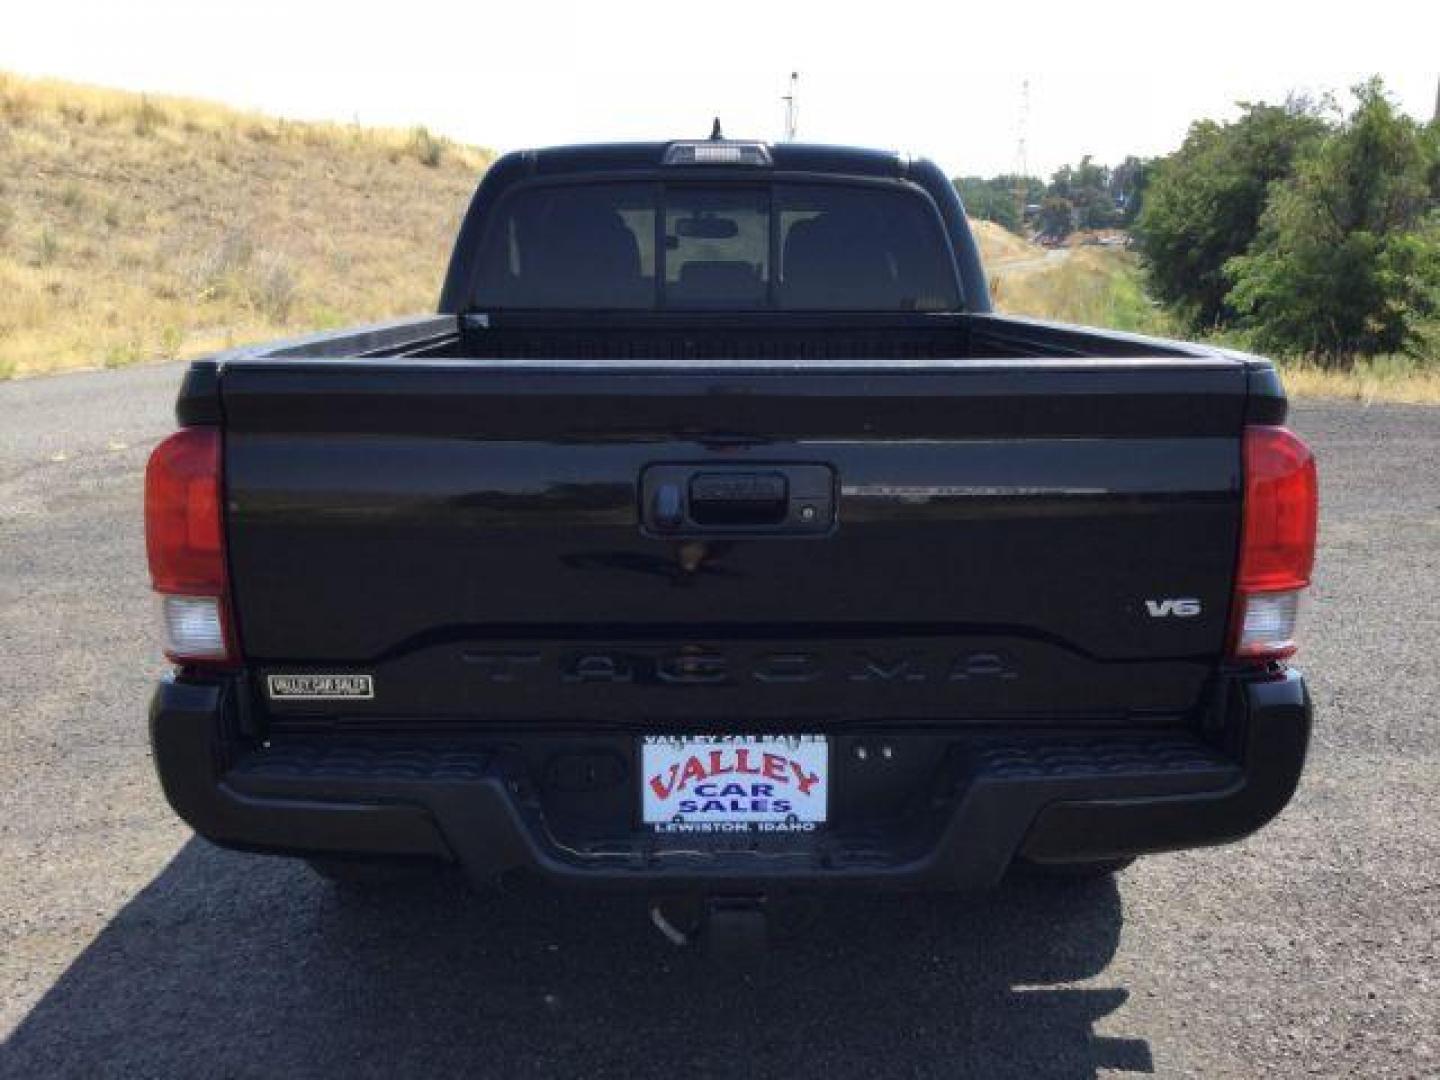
[1013,79,1031,229]
[782,72,799,141]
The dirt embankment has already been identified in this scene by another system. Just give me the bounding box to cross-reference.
[0,72,494,377]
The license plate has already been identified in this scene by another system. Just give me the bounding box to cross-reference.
[640,735,828,833]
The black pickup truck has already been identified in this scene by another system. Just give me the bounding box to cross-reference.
[145,138,1316,939]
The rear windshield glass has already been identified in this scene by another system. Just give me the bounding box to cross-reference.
[470,181,961,311]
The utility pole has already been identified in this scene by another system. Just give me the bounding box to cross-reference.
[782,72,799,141]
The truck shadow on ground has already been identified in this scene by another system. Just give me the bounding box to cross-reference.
[3,840,1151,1079]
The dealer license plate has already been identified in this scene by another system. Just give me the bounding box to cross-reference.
[640,734,828,834]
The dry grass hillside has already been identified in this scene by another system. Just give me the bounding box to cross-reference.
[991,247,1168,333]
[969,219,1036,266]
[0,72,494,377]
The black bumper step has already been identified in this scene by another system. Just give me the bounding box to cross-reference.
[228,732,1237,801]
[151,670,1309,889]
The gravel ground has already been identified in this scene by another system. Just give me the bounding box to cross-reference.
[1,366,1437,1078]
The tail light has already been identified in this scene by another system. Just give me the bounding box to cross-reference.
[1229,425,1318,661]
[144,427,236,666]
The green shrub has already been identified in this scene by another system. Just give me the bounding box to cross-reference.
[103,339,143,368]
[1225,80,1440,368]
[1135,100,1330,330]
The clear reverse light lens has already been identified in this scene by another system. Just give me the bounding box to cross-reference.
[1236,590,1302,659]
[161,594,228,661]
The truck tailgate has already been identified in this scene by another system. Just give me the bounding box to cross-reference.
[220,358,1246,726]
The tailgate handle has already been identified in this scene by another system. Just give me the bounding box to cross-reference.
[689,472,789,525]
[642,464,834,536]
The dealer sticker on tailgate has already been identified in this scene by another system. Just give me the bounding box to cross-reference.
[641,735,827,833]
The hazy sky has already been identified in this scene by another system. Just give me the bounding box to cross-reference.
[3,1,1436,177]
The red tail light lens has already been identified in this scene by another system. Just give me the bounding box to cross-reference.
[145,427,235,665]
[1237,426,1318,594]
[1230,425,1318,661]
[145,428,222,593]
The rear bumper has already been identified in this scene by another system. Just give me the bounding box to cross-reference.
[149,670,1310,891]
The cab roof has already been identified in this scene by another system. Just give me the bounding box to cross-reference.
[502,141,918,180]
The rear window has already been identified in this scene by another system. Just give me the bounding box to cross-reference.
[470,181,961,311]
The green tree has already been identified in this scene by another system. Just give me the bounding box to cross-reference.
[1036,196,1076,239]
[1050,156,1117,229]
[954,175,1021,233]
[953,175,1042,235]
[1000,173,1047,206]
[1225,80,1440,367]
[1135,99,1330,329]
[1110,156,1151,224]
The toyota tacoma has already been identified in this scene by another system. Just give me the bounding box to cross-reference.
[145,136,1317,942]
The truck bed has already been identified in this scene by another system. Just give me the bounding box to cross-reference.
[239,311,1206,365]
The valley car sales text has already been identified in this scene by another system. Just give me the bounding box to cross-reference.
[647,745,824,831]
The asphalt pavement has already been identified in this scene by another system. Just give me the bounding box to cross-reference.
[1,364,1437,1078]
